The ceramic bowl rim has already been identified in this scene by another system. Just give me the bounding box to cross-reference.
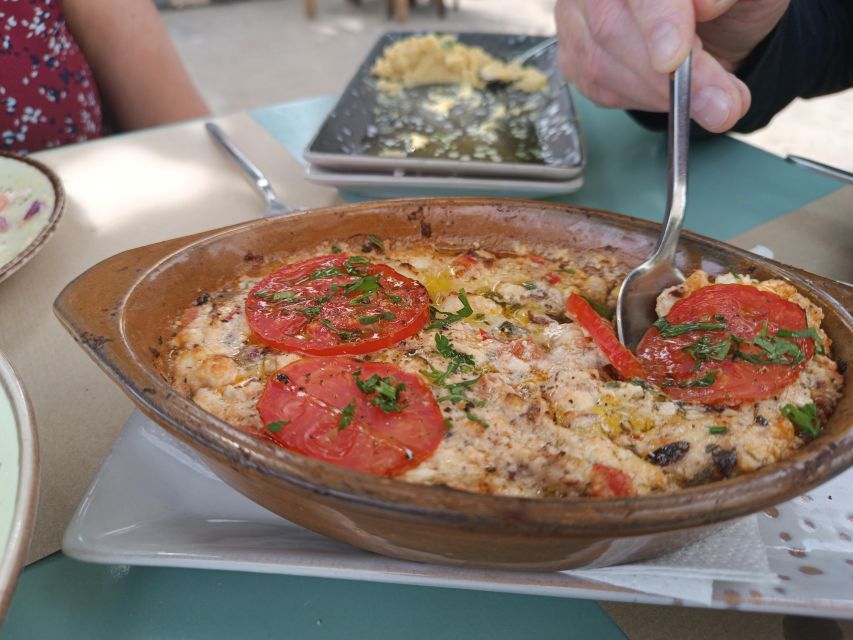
[55,197,853,538]
[0,352,39,624]
[0,151,66,283]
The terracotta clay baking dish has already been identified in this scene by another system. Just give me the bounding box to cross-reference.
[54,198,853,571]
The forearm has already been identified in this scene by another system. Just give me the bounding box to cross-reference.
[64,0,209,132]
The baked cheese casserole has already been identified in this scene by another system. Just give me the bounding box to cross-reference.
[168,236,843,499]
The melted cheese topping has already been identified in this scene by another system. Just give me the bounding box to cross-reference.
[168,239,843,499]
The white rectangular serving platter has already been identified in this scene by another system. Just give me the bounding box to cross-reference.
[64,412,853,619]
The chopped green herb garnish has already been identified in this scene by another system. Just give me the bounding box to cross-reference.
[628,377,654,391]
[256,293,310,305]
[662,369,719,388]
[482,291,504,304]
[420,362,452,387]
[730,270,743,281]
[422,358,482,405]
[731,350,767,365]
[426,289,474,330]
[338,402,356,430]
[498,320,518,336]
[331,245,342,254]
[366,234,384,252]
[266,420,290,433]
[359,312,396,325]
[753,335,803,363]
[465,410,489,429]
[777,327,825,354]
[781,402,822,437]
[296,305,323,319]
[343,255,371,275]
[708,425,728,434]
[353,370,408,413]
[776,327,819,340]
[303,266,344,282]
[321,318,357,340]
[683,336,732,371]
[582,296,614,321]
[434,334,475,366]
[420,334,476,387]
[437,376,484,406]
[314,284,338,304]
[653,317,727,338]
[522,281,536,290]
[731,323,804,365]
[420,330,482,408]
[443,418,453,431]
[313,284,339,305]
[344,273,382,298]
[558,267,575,274]
[685,370,719,387]
[254,290,300,302]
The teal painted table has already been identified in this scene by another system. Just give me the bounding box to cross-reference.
[1,555,624,639]
[251,92,843,241]
[1,95,845,639]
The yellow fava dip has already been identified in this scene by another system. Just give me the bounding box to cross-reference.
[371,34,548,93]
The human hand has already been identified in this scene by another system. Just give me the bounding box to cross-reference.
[555,0,790,132]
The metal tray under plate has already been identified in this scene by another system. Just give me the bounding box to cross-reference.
[304,32,584,181]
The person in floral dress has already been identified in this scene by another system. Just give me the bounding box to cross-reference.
[1,0,208,153]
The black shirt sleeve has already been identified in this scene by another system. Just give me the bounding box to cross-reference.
[628,0,853,134]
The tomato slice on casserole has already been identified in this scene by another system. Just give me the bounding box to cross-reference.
[636,284,817,405]
[257,357,445,476]
[565,293,646,380]
[589,464,635,498]
[246,255,429,355]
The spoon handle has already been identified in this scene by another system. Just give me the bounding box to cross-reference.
[651,54,691,264]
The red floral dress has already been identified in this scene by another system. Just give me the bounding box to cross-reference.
[0,0,103,154]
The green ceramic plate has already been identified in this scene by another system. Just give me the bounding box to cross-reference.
[0,152,64,283]
[0,352,38,626]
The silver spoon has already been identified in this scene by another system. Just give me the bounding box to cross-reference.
[615,53,692,350]
[205,122,292,217]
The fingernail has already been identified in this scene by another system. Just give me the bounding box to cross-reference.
[693,86,732,130]
[650,21,680,68]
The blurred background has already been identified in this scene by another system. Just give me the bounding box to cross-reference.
[158,0,853,174]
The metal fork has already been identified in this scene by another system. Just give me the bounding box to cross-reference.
[615,54,692,350]
[483,37,558,89]
[205,122,292,217]
[514,36,558,65]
